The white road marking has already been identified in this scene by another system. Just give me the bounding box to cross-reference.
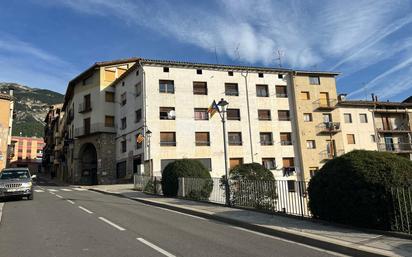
[34,189,44,193]
[48,189,58,192]
[78,206,93,214]
[55,194,63,199]
[66,200,75,204]
[61,189,72,192]
[73,188,87,191]
[49,192,56,195]
[150,205,207,221]
[98,217,126,231]
[137,238,176,257]
[230,226,348,257]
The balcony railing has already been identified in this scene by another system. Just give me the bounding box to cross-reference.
[313,99,338,110]
[74,123,116,137]
[317,122,341,134]
[319,149,344,161]
[378,143,412,153]
[78,102,92,113]
[376,126,411,133]
[282,166,296,177]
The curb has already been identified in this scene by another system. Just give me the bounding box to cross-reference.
[89,189,391,257]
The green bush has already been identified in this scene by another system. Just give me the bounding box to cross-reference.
[161,159,212,197]
[223,163,277,210]
[308,150,412,230]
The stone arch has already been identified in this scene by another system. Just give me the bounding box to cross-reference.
[78,143,98,185]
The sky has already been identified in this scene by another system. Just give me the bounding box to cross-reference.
[1,0,412,101]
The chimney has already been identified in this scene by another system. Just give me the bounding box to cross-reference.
[371,93,375,102]
[375,95,378,102]
[338,93,347,101]
[9,89,13,96]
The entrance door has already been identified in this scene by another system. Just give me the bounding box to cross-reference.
[384,134,394,151]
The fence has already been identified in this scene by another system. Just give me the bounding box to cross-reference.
[391,187,412,234]
[134,175,162,195]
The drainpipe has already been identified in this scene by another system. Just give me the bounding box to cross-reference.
[141,63,148,175]
[241,70,254,162]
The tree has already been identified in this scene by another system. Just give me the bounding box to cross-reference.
[308,150,412,230]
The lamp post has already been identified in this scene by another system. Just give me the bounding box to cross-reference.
[146,129,152,177]
[217,98,230,206]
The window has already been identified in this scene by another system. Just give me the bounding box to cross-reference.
[159,80,175,94]
[228,71,234,76]
[300,91,310,100]
[256,84,269,97]
[278,74,284,79]
[280,132,292,145]
[163,67,169,72]
[229,158,243,169]
[287,181,296,192]
[303,113,313,122]
[227,109,241,120]
[323,113,332,123]
[135,82,142,96]
[306,140,316,149]
[258,110,271,121]
[309,76,320,85]
[136,70,139,76]
[120,92,127,106]
[310,167,319,178]
[283,157,295,168]
[278,110,290,121]
[135,109,142,123]
[121,140,127,153]
[258,72,264,78]
[347,134,356,144]
[360,113,368,123]
[193,158,212,171]
[82,75,93,85]
[121,81,125,87]
[84,118,90,135]
[228,132,242,145]
[194,108,209,120]
[193,82,208,95]
[104,69,115,81]
[275,86,287,97]
[83,94,91,111]
[344,113,352,123]
[160,107,176,120]
[225,83,239,96]
[195,132,210,146]
[105,115,115,127]
[160,132,176,146]
[121,117,127,130]
[260,132,273,145]
[196,69,202,75]
[262,158,276,170]
[105,92,115,102]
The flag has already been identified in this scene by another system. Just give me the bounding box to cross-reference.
[208,100,219,118]
[136,133,144,144]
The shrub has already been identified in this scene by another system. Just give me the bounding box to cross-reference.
[161,159,212,197]
[308,150,412,230]
[223,163,277,210]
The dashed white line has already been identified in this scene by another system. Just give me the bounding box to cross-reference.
[34,189,44,193]
[78,206,93,214]
[98,217,126,231]
[73,188,87,191]
[66,200,75,204]
[61,189,72,192]
[55,194,63,199]
[137,238,176,257]
[48,189,58,192]
[49,192,56,195]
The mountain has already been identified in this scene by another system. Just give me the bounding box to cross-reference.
[0,83,64,138]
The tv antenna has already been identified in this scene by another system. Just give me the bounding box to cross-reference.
[214,46,219,64]
[234,43,241,61]
[275,49,285,67]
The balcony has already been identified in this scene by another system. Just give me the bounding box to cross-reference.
[313,99,337,110]
[78,102,92,113]
[376,125,411,133]
[378,143,412,153]
[319,149,344,161]
[74,123,116,137]
[317,122,341,134]
[283,167,296,177]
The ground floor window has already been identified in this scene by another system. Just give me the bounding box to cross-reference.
[116,161,126,179]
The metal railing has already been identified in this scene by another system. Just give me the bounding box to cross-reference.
[317,122,341,134]
[78,102,92,113]
[378,143,412,153]
[391,187,412,234]
[313,99,338,110]
[134,175,162,195]
[319,149,344,160]
[74,123,116,137]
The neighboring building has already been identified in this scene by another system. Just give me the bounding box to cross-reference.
[8,136,43,173]
[0,90,14,170]
[61,58,139,185]
[113,59,300,181]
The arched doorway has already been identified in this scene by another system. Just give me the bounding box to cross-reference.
[79,143,98,185]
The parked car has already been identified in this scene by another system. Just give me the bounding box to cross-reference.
[0,168,36,201]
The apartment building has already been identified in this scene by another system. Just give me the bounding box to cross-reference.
[43,104,64,178]
[61,58,139,184]
[0,90,14,170]
[8,136,44,173]
[112,59,308,181]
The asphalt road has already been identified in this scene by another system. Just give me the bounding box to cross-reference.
[0,181,342,257]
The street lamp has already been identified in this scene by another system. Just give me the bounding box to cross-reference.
[146,129,152,177]
[217,98,230,206]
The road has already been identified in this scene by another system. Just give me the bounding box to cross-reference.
[0,181,341,257]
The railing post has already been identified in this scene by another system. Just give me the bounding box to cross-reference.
[182,177,185,198]
[298,181,305,217]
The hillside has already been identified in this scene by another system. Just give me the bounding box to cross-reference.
[0,83,64,137]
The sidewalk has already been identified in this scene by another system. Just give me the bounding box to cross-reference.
[84,184,412,257]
